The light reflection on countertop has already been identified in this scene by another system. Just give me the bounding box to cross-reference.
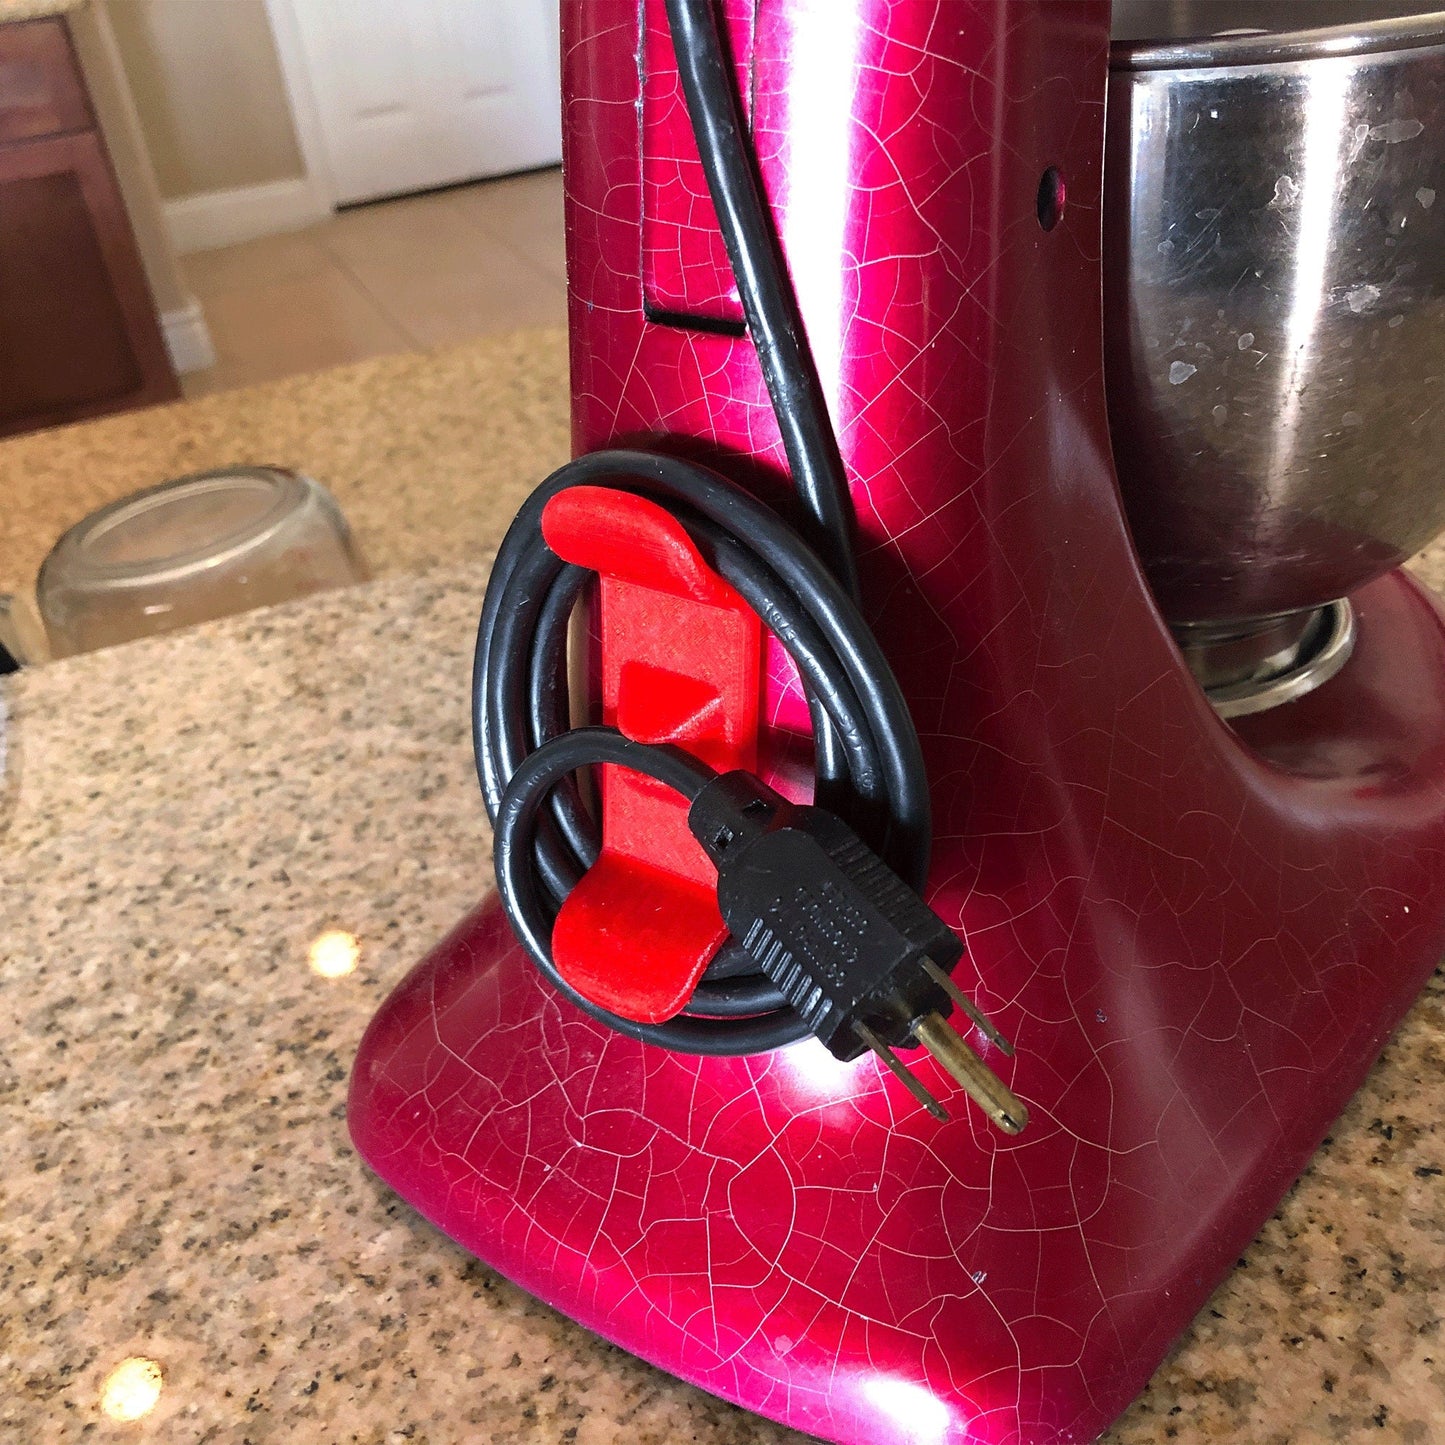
[308,930,361,980]
[98,1358,163,1424]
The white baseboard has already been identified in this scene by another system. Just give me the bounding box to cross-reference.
[163,176,332,255]
[160,299,217,375]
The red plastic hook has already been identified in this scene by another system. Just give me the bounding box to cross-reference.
[541,485,762,1023]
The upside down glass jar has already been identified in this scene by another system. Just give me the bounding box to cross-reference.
[36,466,367,658]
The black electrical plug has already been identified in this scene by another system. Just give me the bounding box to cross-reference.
[689,771,1027,1132]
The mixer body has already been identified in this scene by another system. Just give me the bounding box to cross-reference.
[350,4,1445,1441]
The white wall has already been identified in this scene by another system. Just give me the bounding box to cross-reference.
[104,0,330,253]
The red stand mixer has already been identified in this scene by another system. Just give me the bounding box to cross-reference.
[350,4,1445,1441]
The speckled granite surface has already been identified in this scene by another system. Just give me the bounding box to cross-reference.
[0,331,571,605]
[4,335,1445,1442]
[3,567,796,1445]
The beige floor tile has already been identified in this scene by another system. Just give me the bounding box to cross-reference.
[318,187,485,269]
[182,227,336,297]
[325,210,568,345]
[190,268,414,393]
[179,172,569,395]
[448,168,566,284]
[358,244,567,346]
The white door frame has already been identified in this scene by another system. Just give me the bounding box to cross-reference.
[262,0,340,215]
[155,0,338,252]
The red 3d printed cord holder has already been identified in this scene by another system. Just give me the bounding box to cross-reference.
[541,483,762,1024]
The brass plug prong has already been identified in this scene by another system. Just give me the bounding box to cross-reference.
[853,1019,949,1121]
[922,957,1015,1057]
[911,1012,1028,1134]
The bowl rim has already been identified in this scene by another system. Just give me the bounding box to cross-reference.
[36,466,314,592]
[1111,10,1445,72]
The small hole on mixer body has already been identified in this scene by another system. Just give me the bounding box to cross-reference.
[1036,167,1066,231]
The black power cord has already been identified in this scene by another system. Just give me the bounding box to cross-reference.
[472,0,1025,1127]
[662,0,859,601]
[475,449,927,1053]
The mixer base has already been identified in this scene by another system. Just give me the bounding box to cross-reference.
[352,573,1445,1445]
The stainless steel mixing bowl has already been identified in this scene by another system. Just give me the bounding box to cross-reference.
[1104,9,1445,628]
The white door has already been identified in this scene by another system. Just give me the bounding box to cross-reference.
[285,0,562,205]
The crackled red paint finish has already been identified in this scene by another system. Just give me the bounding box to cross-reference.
[641,0,752,325]
[350,4,1445,1442]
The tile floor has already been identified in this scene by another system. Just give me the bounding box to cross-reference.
[179,168,567,399]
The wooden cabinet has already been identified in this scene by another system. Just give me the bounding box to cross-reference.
[0,17,178,439]
[0,16,90,144]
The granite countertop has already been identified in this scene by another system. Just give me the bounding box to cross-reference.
[4,337,1445,1443]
